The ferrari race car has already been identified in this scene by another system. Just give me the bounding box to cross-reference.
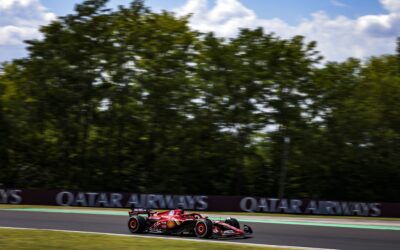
[127,208,253,239]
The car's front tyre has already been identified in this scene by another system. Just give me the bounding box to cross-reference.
[194,219,213,238]
[225,217,240,229]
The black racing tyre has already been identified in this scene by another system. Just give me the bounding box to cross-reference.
[225,217,240,229]
[194,219,213,238]
[128,216,147,233]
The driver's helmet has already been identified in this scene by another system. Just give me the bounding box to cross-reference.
[174,208,184,215]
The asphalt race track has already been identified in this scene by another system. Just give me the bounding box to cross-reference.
[0,210,399,250]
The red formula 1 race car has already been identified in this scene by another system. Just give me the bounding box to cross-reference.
[127,208,253,239]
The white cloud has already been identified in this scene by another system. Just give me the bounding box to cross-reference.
[177,0,208,16]
[330,0,348,8]
[176,0,400,62]
[358,13,400,37]
[381,0,400,12]
[0,0,55,46]
[176,0,257,37]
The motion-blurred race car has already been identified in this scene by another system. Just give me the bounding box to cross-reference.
[127,208,253,239]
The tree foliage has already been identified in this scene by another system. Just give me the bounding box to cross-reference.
[0,0,399,201]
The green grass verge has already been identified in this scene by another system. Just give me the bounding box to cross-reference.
[1,204,399,221]
[0,228,286,250]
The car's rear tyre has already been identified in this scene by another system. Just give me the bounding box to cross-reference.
[225,217,240,229]
[194,219,213,238]
[128,216,146,233]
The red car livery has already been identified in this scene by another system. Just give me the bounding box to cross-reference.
[128,208,253,239]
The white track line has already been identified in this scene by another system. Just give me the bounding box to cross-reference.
[0,226,338,250]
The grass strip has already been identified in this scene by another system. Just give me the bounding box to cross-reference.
[0,228,289,250]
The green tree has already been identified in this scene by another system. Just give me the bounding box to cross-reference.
[0,0,399,202]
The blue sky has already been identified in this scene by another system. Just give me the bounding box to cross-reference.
[1,0,400,62]
[38,0,387,24]
[40,0,385,24]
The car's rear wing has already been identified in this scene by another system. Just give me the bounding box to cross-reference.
[128,206,153,216]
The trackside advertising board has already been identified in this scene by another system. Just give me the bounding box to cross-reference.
[1,189,400,217]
